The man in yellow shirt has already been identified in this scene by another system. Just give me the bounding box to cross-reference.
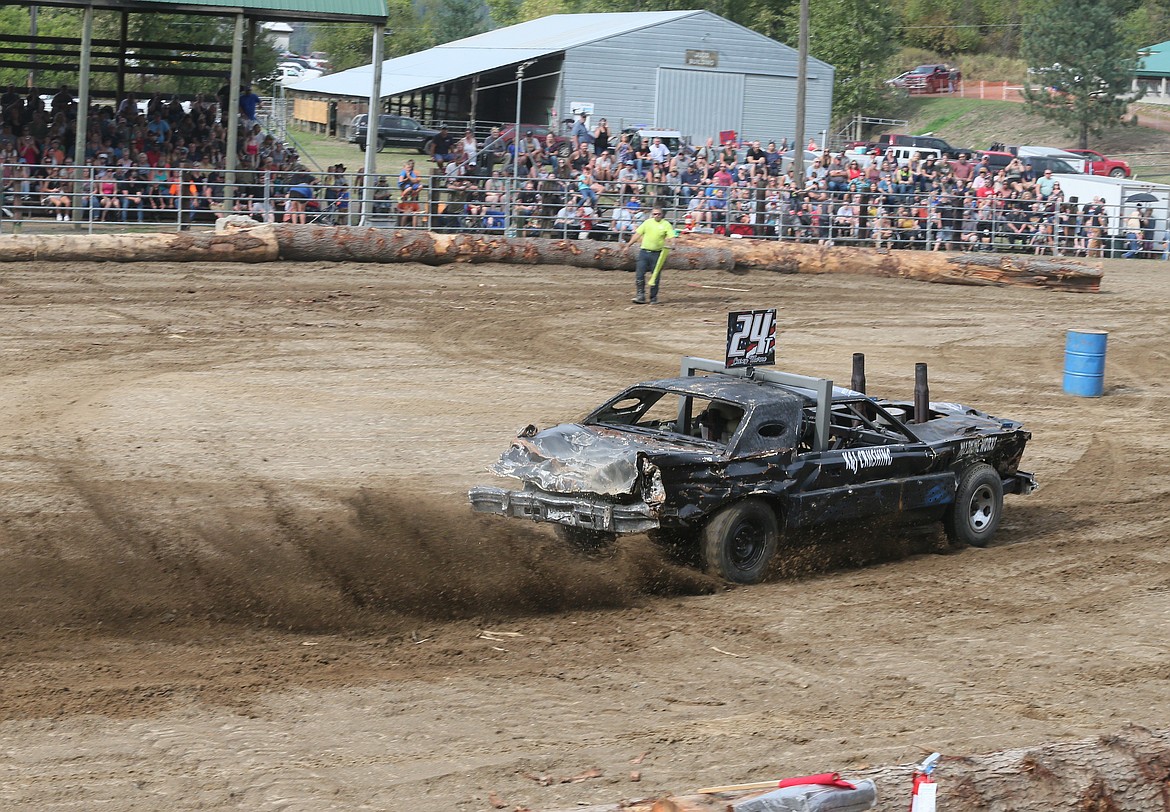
[631,207,677,304]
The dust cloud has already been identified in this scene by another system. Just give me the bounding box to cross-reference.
[0,481,718,636]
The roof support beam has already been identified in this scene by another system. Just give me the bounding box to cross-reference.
[223,12,244,215]
[71,4,93,225]
[360,23,385,225]
[116,10,128,103]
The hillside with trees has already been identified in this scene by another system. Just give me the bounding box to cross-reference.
[309,0,1170,135]
[1,0,1168,141]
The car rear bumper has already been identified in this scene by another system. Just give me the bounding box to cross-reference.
[468,486,659,533]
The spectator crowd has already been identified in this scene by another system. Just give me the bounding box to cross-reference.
[2,88,1164,259]
[376,115,1164,259]
[0,81,320,224]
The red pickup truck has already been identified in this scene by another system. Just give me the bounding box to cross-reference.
[890,64,961,94]
[1065,149,1131,178]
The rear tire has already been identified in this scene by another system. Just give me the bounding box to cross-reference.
[944,463,1003,547]
[702,499,779,585]
[555,525,616,555]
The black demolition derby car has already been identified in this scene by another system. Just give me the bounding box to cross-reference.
[469,355,1036,584]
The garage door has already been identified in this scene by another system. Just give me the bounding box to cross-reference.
[656,68,744,144]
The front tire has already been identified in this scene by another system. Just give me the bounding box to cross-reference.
[375,137,387,153]
[702,499,779,584]
[944,463,1003,547]
[648,528,701,566]
[555,525,617,555]
[1109,168,1127,178]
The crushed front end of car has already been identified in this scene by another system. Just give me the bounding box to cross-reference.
[468,422,669,534]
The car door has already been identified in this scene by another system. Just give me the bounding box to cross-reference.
[395,117,423,146]
[376,115,400,145]
[784,400,952,529]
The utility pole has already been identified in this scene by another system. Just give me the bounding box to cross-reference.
[793,0,809,183]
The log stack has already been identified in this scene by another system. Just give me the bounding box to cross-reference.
[0,224,1103,292]
[544,724,1170,812]
[680,232,1104,292]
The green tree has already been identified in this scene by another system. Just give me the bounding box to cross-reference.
[423,0,491,42]
[1021,0,1142,148]
[899,0,984,55]
[311,0,434,71]
[0,6,83,89]
[784,0,899,121]
[486,0,523,27]
[1122,0,1170,50]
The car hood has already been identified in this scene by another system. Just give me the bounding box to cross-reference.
[489,423,714,496]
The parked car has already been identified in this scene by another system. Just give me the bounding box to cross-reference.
[275,62,322,87]
[307,51,331,72]
[884,70,913,89]
[481,123,573,160]
[620,127,687,154]
[1065,149,1131,178]
[469,355,1036,584]
[779,148,823,172]
[349,114,440,153]
[278,54,314,71]
[889,64,961,94]
[872,133,974,159]
[976,150,1083,175]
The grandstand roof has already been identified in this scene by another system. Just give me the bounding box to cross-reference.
[9,0,387,24]
[290,10,702,98]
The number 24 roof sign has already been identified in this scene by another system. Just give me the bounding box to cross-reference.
[725,309,776,368]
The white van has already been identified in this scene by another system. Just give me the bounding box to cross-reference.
[843,145,943,169]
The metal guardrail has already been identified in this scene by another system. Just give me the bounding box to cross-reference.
[0,162,358,233]
[2,161,1166,260]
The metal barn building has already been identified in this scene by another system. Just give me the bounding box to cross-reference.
[290,10,835,146]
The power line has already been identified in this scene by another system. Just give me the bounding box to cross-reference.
[897,22,1025,30]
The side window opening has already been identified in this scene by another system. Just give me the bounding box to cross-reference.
[588,391,743,446]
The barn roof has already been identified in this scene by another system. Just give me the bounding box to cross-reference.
[1138,40,1170,77]
[289,10,704,98]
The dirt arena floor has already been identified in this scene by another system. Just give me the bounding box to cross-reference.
[0,251,1167,811]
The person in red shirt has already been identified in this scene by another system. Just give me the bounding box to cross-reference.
[712,163,733,189]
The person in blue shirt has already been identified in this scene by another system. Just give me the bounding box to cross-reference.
[238,85,261,126]
[571,114,594,151]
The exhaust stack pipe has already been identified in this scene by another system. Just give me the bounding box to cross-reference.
[851,353,866,394]
[914,362,929,425]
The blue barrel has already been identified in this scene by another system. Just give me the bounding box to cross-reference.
[1063,330,1108,397]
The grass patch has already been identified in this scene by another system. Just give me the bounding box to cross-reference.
[881,97,1170,169]
[285,128,430,178]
